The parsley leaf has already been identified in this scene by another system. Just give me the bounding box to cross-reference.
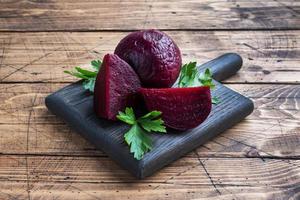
[212,96,220,104]
[83,78,96,92]
[124,123,152,160]
[178,62,198,87]
[64,60,101,92]
[91,60,102,71]
[75,67,98,77]
[178,62,220,104]
[117,107,136,125]
[117,108,166,160]
[138,111,166,132]
[199,68,215,89]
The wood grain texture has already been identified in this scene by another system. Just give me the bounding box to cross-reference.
[0,31,299,83]
[0,0,299,31]
[0,155,299,199]
[0,0,299,197]
[0,83,299,159]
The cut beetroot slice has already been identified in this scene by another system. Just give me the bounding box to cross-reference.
[94,54,141,120]
[140,87,212,130]
[114,29,182,88]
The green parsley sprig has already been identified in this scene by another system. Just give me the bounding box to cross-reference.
[117,107,166,160]
[64,60,101,92]
[178,62,220,104]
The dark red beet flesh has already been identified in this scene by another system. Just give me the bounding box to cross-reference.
[114,29,182,88]
[140,87,212,130]
[94,54,141,120]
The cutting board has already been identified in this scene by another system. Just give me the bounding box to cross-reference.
[45,53,254,179]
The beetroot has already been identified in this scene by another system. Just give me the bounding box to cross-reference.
[94,54,141,120]
[114,29,182,88]
[140,87,212,130]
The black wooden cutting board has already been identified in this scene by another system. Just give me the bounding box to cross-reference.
[45,53,254,179]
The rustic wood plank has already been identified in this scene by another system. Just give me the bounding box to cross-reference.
[0,155,299,199]
[0,182,27,200]
[0,119,298,158]
[0,0,299,31]
[0,31,299,83]
[0,181,297,200]
[1,83,299,123]
[0,83,299,158]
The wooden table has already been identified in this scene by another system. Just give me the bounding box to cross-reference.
[0,1,299,199]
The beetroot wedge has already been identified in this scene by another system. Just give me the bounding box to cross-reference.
[94,54,141,120]
[140,87,211,130]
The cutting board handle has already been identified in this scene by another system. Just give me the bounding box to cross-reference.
[198,53,242,81]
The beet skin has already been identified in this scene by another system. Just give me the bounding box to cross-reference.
[115,29,182,88]
[94,54,141,120]
[140,87,212,130]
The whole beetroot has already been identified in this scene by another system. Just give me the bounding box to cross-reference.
[115,30,182,88]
